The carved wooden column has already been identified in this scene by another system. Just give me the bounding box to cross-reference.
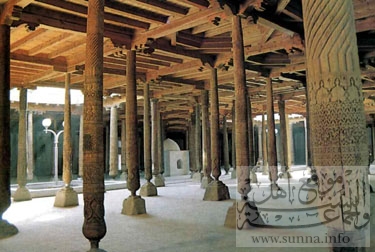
[201,90,213,188]
[203,67,229,201]
[82,0,106,249]
[27,111,34,181]
[78,114,84,178]
[278,99,291,178]
[188,113,196,173]
[247,95,257,183]
[151,98,164,187]
[0,23,18,239]
[193,102,202,180]
[261,112,268,175]
[122,50,146,215]
[120,111,127,180]
[233,15,250,196]
[303,0,369,249]
[223,115,230,175]
[231,101,236,179]
[140,82,157,196]
[13,88,31,202]
[158,112,165,182]
[54,72,78,207]
[109,106,118,178]
[266,78,278,188]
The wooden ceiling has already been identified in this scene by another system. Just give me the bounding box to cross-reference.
[2,0,375,131]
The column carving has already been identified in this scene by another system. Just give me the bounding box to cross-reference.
[303,0,369,248]
[82,0,106,249]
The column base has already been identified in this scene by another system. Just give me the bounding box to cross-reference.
[0,219,18,239]
[203,180,230,201]
[121,195,146,215]
[13,186,31,201]
[140,181,157,197]
[224,201,264,229]
[153,174,165,187]
[200,175,213,189]
[87,248,107,252]
[108,171,118,180]
[262,168,269,175]
[191,172,203,182]
[54,187,79,207]
[250,171,258,183]
[231,170,236,179]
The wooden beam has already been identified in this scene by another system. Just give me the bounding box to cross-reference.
[131,3,223,47]
[27,32,74,56]
[11,27,48,51]
[136,0,189,16]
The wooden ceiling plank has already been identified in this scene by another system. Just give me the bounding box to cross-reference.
[36,0,150,30]
[11,27,48,51]
[135,0,189,16]
[105,0,168,25]
[27,32,73,56]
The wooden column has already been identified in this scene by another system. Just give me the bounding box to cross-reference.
[278,99,291,178]
[27,111,34,181]
[82,0,106,249]
[247,95,257,183]
[231,101,236,178]
[0,24,18,238]
[54,73,78,207]
[233,15,250,198]
[203,67,229,201]
[158,113,165,177]
[120,117,127,180]
[303,0,369,248]
[223,115,230,174]
[151,98,164,187]
[195,103,202,174]
[140,82,157,196]
[261,112,268,175]
[78,114,84,178]
[13,88,31,201]
[201,90,212,188]
[122,50,145,215]
[266,78,278,187]
[109,106,118,178]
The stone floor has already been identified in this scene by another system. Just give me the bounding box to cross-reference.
[1,168,374,252]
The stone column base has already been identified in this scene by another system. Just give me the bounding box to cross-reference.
[224,201,264,229]
[203,180,230,201]
[231,170,236,179]
[121,195,146,215]
[153,174,165,187]
[140,181,157,197]
[0,219,18,239]
[54,187,79,207]
[191,172,203,182]
[200,175,213,189]
[13,186,31,202]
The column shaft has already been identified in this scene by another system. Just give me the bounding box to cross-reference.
[109,106,118,178]
[151,99,159,175]
[126,50,140,196]
[82,0,106,248]
[78,114,83,177]
[223,116,230,174]
[195,103,202,173]
[17,88,27,188]
[0,24,18,237]
[231,102,236,169]
[143,83,151,182]
[278,99,289,172]
[303,0,369,246]
[266,78,278,184]
[27,112,34,181]
[232,15,250,197]
[63,73,72,186]
[261,112,268,174]
[201,90,212,181]
[210,68,220,180]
